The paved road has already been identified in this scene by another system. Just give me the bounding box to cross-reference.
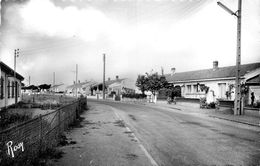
[57,99,260,166]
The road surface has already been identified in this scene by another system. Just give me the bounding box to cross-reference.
[56,99,260,166]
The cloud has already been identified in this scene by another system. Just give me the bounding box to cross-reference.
[19,0,119,42]
[1,0,259,85]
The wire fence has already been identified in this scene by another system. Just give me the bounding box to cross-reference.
[0,97,87,165]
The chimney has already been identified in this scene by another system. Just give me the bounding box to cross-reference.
[213,61,218,70]
[171,68,176,76]
[108,77,111,81]
[78,80,80,83]
[116,75,119,80]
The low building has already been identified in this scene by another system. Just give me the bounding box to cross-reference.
[165,61,260,105]
[91,76,136,97]
[0,61,24,109]
[50,83,66,93]
[66,80,98,96]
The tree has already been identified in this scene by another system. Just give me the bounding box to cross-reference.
[165,86,181,99]
[136,75,148,95]
[136,72,170,103]
[38,84,51,90]
[26,85,39,91]
[145,73,168,96]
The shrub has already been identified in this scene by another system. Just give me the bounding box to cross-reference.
[115,95,121,101]
[200,97,207,103]
[255,101,260,108]
[208,102,216,109]
[0,112,31,130]
[122,93,146,99]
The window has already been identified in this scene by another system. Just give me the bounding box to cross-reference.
[218,83,226,98]
[8,80,10,98]
[17,83,20,97]
[12,81,15,98]
[193,85,198,93]
[187,85,191,93]
[0,77,4,99]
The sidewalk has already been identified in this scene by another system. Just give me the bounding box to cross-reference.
[155,101,260,127]
[55,102,153,166]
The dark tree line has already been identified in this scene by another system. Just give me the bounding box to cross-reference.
[22,84,51,91]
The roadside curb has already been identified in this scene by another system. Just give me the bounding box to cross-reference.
[208,115,260,127]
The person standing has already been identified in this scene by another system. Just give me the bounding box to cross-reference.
[251,92,255,106]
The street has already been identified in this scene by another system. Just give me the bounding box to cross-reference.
[57,99,260,166]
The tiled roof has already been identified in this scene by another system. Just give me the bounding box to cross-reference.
[91,78,126,87]
[165,62,260,83]
[51,83,64,88]
[66,81,90,89]
[105,78,125,86]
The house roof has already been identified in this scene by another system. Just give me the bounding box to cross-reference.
[165,62,260,83]
[66,81,89,89]
[0,61,24,81]
[105,78,125,86]
[92,78,126,87]
[51,83,64,88]
[66,81,99,89]
[246,75,260,85]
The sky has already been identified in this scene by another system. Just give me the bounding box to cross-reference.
[0,0,259,86]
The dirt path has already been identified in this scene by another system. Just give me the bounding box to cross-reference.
[55,102,152,166]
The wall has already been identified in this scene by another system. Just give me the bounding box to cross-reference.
[174,79,236,102]
[0,70,22,109]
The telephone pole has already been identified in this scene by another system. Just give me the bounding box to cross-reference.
[217,0,242,115]
[103,54,106,99]
[235,0,242,115]
[53,72,55,92]
[76,64,78,98]
[14,48,19,105]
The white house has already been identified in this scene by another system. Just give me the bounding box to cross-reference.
[107,76,136,95]
[165,61,260,105]
[66,80,98,96]
[91,76,136,97]
[0,61,24,109]
[50,83,66,93]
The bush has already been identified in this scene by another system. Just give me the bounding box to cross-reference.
[115,95,121,101]
[122,93,146,99]
[255,101,260,108]
[208,102,216,109]
[0,112,31,130]
[200,97,207,103]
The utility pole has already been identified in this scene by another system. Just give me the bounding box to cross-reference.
[103,54,106,99]
[217,0,242,115]
[235,0,242,115]
[29,76,31,86]
[14,48,19,105]
[53,72,55,92]
[76,64,78,98]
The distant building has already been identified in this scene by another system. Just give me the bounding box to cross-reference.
[165,61,260,105]
[91,76,136,97]
[66,80,98,96]
[50,83,66,93]
[0,61,24,109]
